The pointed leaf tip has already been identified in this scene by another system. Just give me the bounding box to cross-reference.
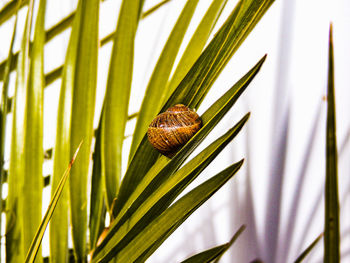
[72,140,84,160]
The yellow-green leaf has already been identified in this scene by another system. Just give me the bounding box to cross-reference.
[49,1,82,261]
[3,1,22,262]
[101,0,144,211]
[22,1,46,261]
[69,0,99,260]
[7,0,35,261]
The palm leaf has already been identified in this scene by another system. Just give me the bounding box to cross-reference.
[2,1,22,262]
[49,1,83,261]
[101,0,144,211]
[7,0,35,261]
[91,161,243,262]
[115,54,266,218]
[89,110,106,250]
[91,113,249,260]
[22,0,46,260]
[69,0,99,259]
[119,0,273,208]
[324,23,340,262]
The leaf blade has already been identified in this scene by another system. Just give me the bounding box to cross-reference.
[49,1,83,261]
[69,0,99,259]
[22,0,46,259]
[101,0,144,211]
[324,23,340,262]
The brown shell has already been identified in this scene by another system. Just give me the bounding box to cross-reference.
[147,104,202,158]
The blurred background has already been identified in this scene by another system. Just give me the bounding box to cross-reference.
[0,0,349,262]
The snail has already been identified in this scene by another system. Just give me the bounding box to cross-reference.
[147,104,202,158]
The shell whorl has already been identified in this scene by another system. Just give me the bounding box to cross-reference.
[147,104,202,157]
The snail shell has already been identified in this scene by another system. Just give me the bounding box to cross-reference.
[147,104,202,158]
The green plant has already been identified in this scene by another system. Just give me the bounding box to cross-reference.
[0,0,343,262]
[0,0,274,262]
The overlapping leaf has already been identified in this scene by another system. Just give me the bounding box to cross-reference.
[92,161,243,262]
[115,54,266,218]
[92,112,249,260]
[119,0,273,216]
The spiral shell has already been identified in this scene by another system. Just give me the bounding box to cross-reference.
[147,104,202,158]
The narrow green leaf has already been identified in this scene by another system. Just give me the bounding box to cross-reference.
[2,1,21,262]
[89,113,106,249]
[294,233,323,263]
[7,0,34,261]
[49,2,82,261]
[93,114,249,260]
[115,55,265,218]
[324,23,340,262]
[182,225,246,263]
[101,0,144,211]
[92,161,243,262]
[129,0,200,160]
[69,0,99,260]
[22,1,46,261]
[25,142,82,263]
[166,0,228,100]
